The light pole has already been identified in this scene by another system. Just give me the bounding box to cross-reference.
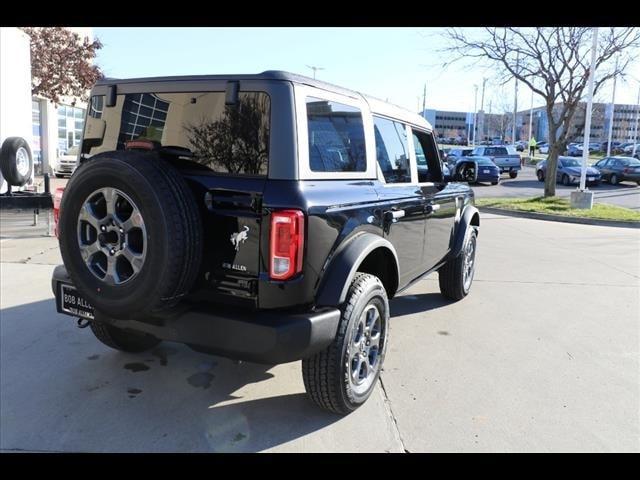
[572,27,598,210]
[306,65,325,80]
[472,84,478,147]
[512,52,519,144]
[606,57,619,157]
[479,78,487,141]
[632,84,640,158]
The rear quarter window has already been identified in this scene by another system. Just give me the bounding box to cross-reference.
[306,98,366,173]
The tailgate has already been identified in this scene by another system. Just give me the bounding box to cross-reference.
[493,155,520,167]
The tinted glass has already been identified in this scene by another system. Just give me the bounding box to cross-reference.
[485,147,508,156]
[85,92,270,176]
[307,98,366,172]
[374,117,411,183]
[561,158,581,167]
[475,157,495,166]
[412,129,442,183]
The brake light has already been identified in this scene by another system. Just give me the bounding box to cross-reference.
[53,187,65,238]
[269,210,304,280]
[624,167,632,173]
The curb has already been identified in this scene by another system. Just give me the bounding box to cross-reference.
[478,206,640,229]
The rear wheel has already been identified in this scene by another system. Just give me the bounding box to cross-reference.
[509,170,518,179]
[439,227,477,301]
[90,318,160,353]
[536,170,544,182]
[302,273,389,415]
[562,174,570,186]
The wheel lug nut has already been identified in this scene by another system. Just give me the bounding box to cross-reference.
[119,228,124,233]
[100,225,106,232]
[110,248,115,255]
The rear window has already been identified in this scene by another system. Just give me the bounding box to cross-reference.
[307,98,366,173]
[475,157,495,166]
[83,91,270,176]
[485,147,508,156]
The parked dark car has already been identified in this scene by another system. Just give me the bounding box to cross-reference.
[600,141,621,153]
[592,156,640,185]
[51,71,481,415]
[536,157,601,186]
[461,156,500,185]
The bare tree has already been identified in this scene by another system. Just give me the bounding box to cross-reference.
[442,27,640,196]
[21,27,103,104]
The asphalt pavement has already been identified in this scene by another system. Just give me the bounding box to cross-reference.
[1,211,638,452]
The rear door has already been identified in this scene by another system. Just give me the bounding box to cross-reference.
[372,116,426,286]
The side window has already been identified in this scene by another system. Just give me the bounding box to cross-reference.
[307,97,366,172]
[412,129,443,183]
[374,117,411,183]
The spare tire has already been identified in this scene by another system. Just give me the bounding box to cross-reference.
[0,137,33,187]
[58,151,203,319]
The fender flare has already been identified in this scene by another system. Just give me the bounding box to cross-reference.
[315,233,400,307]
[451,205,480,258]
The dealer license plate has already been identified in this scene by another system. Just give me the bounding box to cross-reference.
[59,283,94,320]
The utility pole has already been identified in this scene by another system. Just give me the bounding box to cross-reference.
[512,52,519,144]
[606,57,619,157]
[632,84,640,158]
[479,77,487,141]
[575,27,599,209]
[306,65,325,80]
[472,84,478,147]
[422,83,427,119]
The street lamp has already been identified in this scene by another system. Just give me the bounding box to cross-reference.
[306,65,325,80]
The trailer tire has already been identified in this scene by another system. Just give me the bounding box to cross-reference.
[0,137,33,187]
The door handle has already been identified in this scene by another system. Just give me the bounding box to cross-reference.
[425,204,441,214]
[384,209,405,223]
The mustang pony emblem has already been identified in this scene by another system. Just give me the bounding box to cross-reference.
[230,226,250,251]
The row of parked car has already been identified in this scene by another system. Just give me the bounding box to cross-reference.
[536,156,640,186]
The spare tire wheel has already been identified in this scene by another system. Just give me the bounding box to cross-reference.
[58,151,203,319]
[0,137,34,187]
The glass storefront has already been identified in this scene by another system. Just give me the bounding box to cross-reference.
[57,104,85,155]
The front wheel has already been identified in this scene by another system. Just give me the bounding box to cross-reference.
[302,273,389,415]
[562,174,570,186]
[439,227,477,301]
[610,174,619,185]
[509,170,518,179]
[536,170,544,182]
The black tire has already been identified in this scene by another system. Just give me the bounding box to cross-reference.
[90,318,160,353]
[302,273,389,415]
[562,174,570,186]
[54,173,65,179]
[509,170,518,179]
[610,174,619,185]
[536,170,544,182]
[58,151,203,319]
[491,181,498,185]
[0,137,33,187]
[439,227,477,301]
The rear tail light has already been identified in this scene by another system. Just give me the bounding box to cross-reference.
[624,167,632,174]
[269,210,304,280]
[53,187,65,238]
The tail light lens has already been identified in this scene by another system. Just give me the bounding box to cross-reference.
[53,187,65,238]
[269,210,304,280]
[624,167,632,174]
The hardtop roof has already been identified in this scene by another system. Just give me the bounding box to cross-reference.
[96,70,432,131]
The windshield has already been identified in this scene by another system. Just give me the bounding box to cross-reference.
[561,158,581,168]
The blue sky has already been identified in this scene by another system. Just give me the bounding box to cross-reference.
[94,27,640,114]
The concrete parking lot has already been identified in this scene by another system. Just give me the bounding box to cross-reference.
[1,211,638,452]
[471,165,640,210]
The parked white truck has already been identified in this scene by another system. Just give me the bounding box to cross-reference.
[0,27,35,194]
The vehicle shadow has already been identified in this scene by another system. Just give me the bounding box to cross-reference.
[0,299,343,452]
[390,292,455,317]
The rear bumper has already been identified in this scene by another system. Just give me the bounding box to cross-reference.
[52,265,340,364]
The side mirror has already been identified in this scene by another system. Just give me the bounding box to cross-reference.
[453,160,478,183]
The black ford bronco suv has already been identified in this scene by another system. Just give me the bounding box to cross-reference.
[53,71,480,415]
